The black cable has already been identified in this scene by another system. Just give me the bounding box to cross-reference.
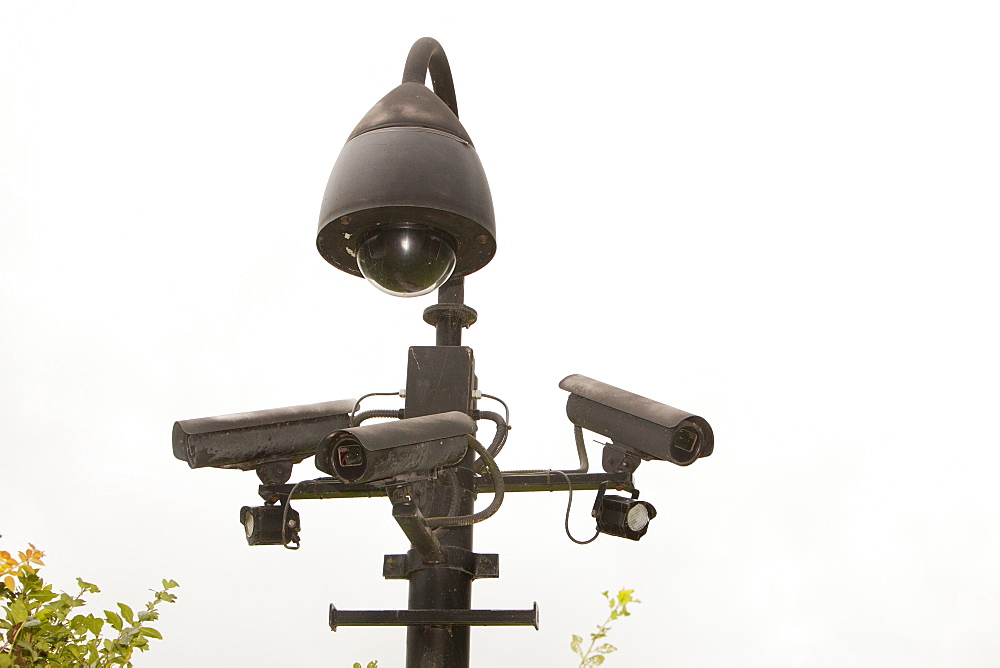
[472,410,508,473]
[567,425,590,473]
[280,480,306,550]
[498,467,600,545]
[552,470,600,545]
[499,426,589,476]
[280,476,338,550]
[480,393,509,427]
[351,392,402,425]
[424,437,504,527]
[352,408,404,426]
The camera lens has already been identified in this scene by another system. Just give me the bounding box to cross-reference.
[674,426,698,452]
[330,436,368,482]
[668,423,703,465]
[356,226,457,297]
[337,444,364,468]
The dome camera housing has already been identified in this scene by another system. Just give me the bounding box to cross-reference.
[316,71,496,294]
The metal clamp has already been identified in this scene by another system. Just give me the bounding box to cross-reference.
[383,547,498,580]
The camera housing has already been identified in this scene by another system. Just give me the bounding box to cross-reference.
[240,505,300,546]
[315,411,476,484]
[173,399,356,477]
[559,374,713,469]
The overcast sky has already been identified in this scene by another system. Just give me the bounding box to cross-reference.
[3,2,999,666]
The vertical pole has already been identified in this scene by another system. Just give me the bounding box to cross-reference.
[435,277,465,347]
[404,277,476,667]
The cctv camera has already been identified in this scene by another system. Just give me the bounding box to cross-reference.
[559,374,713,469]
[314,411,476,484]
[173,399,356,478]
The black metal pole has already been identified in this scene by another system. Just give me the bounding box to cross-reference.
[435,277,464,346]
[405,279,478,667]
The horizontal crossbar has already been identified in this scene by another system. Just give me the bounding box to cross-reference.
[260,472,635,502]
[328,604,539,630]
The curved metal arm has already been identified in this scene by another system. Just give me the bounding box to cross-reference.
[402,37,459,117]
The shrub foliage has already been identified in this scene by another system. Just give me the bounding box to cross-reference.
[1,542,177,667]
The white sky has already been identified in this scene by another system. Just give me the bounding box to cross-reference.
[2,2,998,666]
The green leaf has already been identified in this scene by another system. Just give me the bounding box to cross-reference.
[33,589,57,603]
[70,613,88,632]
[595,643,617,654]
[87,614,105,636]
[10,598,29,624]
[139,627,162,639]
[76,577,100,594]
[105,610,124,631]
[586,656,605,666]
[571,634,583,654]
[367,662,378,668]
[123,624,142,639]
[118,603,135,625]
[162,579,179,590]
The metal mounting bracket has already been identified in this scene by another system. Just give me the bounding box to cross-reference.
[383,546,499,580]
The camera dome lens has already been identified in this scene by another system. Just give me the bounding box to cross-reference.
[356,226,457,297]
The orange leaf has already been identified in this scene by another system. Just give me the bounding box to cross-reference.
[3,575,14,590]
